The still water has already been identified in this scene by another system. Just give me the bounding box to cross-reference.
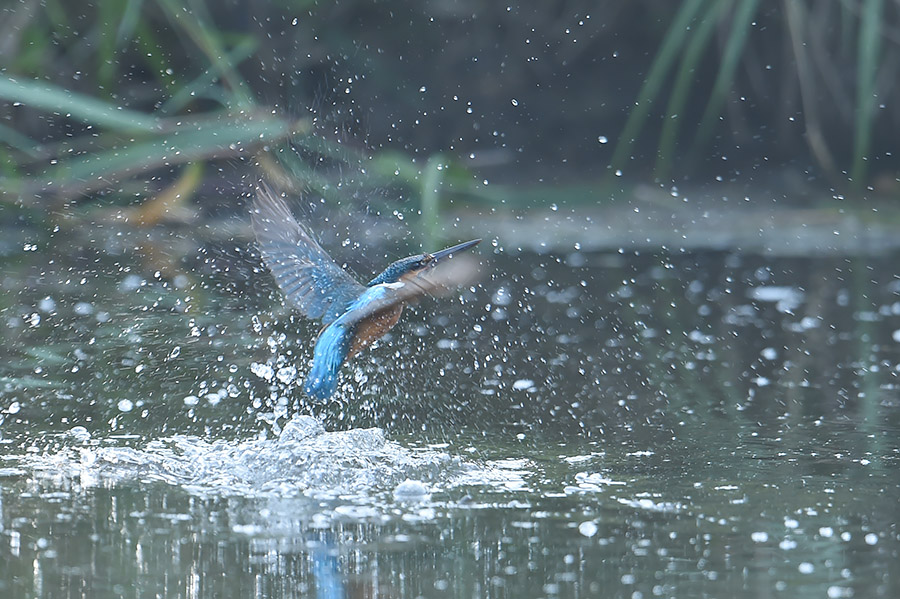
[1,217,898,598]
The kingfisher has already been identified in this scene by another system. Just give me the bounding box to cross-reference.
[251,184,481,400]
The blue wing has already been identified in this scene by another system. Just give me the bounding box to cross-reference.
[251,184,365,324]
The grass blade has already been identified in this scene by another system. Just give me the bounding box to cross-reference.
[420,155,444,245]
[161,37,258,114]
[608,0,709,178]
[655,1,725,178]
[0,76,163,133]
[116,0,145,45]
[14,112,308,198]
[156,0,256,110]
[0,122,42,159]
[689,0,761,160]
[850,0,883,190]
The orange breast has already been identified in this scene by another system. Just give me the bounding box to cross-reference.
[348,305,404,359]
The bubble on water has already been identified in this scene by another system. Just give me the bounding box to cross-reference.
[750,531,768,543]
[687,330,715,344]
[597,135,608,144]
[118,399,134,412]
[578,521,598,537]
[403,507,437,522]
[819,526,834,537]
[74,301,94,316]
[183,395,199,407]
[119,274,144,292]
[789,316,820,332]
[65,426,91,442]
[512,379,535,391]
[38,297,57,313]
[492,286,512,306]
[394,479,430,499]
[798,562,814,574]
[334,505,381,520]
[779,538,797,550]
[865,533,878,545]
[436,339,459,350]
[749,286,804,313]
[617,497,682,513]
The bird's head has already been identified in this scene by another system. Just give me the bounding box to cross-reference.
[367,239,481,286]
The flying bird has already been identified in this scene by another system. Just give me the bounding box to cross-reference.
[251,184,480,400]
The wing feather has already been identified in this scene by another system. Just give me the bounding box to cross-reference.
[251,184,365,324]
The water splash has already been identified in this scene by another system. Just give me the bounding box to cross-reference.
[24,416,500,500]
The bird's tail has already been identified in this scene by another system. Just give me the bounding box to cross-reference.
[304,323,353,400]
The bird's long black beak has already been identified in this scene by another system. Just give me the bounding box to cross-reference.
[431,239,481,262]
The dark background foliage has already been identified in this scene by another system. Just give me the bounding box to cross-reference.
[1,0,897,211]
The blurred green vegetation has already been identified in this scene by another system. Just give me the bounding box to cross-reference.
[0,0,897,225]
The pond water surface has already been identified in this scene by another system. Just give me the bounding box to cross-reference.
[1,217,898,598]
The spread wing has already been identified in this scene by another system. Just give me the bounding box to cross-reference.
[335,255,480,328]
[251,184,365,324]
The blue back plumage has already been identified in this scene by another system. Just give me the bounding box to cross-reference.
[367,255,427,286]
[304,323,353,400]
[302,286,395,399]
